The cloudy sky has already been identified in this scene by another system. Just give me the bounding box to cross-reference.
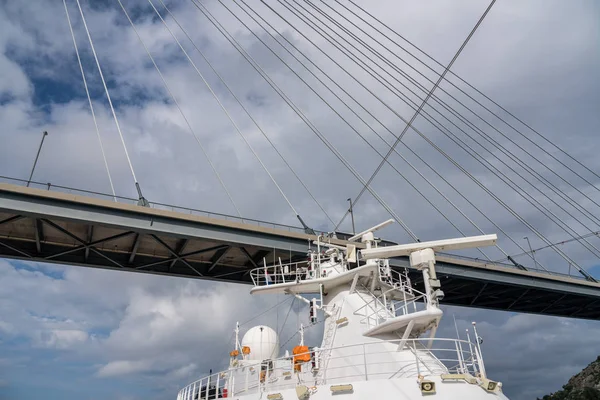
[0,0,599,399]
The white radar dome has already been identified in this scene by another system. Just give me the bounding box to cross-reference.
[241,325,279,361]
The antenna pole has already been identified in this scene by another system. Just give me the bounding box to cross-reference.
[347,198,356,235]
[235,321,240,351]
[27,131,48,187]
[472,321,487,378]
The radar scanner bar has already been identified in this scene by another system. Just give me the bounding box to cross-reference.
[348,219,395,242]
[359,234,498,260]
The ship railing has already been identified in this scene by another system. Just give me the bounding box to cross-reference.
[355,291,429,327]
[382,268,415,294]
[176,338,484,399]
[250,260,313,286]
[353,278,428,328]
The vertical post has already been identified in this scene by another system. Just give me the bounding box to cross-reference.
[454,341,464,374]
[317,234,321,276]
[363,343,368,381]
[216,372,220,400]
[465,329,478,374]
[205,376,210,400]
[413,341,421,377]
[27,131,48,187]
[347,198,356,235]
[235,322,240,352]
[524,236,539,270]
[472,322,486,378]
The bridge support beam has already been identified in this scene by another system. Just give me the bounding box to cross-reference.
[0,183,599,320]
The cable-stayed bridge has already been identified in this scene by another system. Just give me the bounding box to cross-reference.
[1,1,600,319]
[2,180,599,320]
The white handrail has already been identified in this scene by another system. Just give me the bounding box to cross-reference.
[177,337,484,398]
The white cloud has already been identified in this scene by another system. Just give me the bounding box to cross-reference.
[0,0,599,399]
[97,360,153,378]
[34,329,89,350]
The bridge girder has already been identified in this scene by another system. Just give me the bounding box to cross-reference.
[1,183,599,320]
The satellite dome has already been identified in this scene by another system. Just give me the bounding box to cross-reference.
[241,325,279,361]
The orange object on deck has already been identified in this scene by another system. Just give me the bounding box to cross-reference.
[242,346,251,355]
[292,346,310,363]
[229,349,239,357]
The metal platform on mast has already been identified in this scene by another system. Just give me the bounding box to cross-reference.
[0,182,599,320]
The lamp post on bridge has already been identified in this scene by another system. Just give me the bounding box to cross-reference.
[523,236,539,271]
[27,130,48,188]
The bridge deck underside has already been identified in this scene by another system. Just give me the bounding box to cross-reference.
[1,183,599,320]
[0,210,302,283]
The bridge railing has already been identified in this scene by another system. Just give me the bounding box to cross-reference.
[2,175,592,282]
[0,175,308,234]
[437,251,589,282]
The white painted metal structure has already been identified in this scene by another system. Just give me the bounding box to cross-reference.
[177,221,509,399]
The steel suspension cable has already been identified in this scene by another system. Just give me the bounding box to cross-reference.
[294,0,600,262]
[116,0,242,217]
[502,231,600,264]
[260,0,541,257]
[231,0,544,264]
[267,0,595,277]
[342,0,600,193]
[301,0,600,256]
[190,0,419,241]
[146,0,305,229]
[228,0,502,260]
[335,0,496,229]
[301,0,600,242]
[220,0,489,251]
[316,0,600,229]
[74,0,148,205]
[154,0,336,229]
[253,0,561,266]
[63,0,116,202]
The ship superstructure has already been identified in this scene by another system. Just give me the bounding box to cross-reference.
[177,220,509,399]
